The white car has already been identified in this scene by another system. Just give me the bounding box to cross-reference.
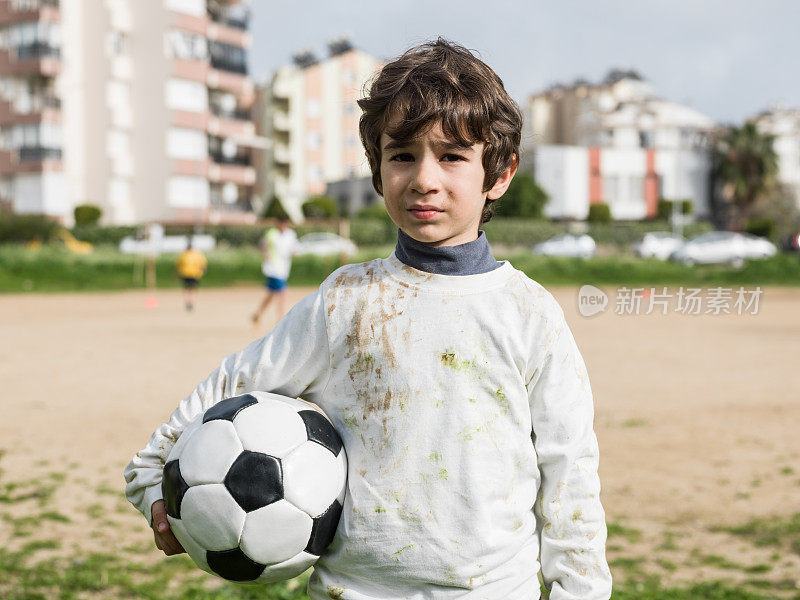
[632,232,685,260]
[669,231,777,267]
[295,232,357,257]
[532,234,596,258]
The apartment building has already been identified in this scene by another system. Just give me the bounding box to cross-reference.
[254,40,383,220]
[0,0,260,225]
[524,70,716,220]
[753,106,800,210]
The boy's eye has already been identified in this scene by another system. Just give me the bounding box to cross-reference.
[389,152,414,162]
[441,153,466,162]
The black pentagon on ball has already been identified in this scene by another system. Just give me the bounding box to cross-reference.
[224,451,283,512]
[203,394,259,423]
[162,460,189,519]
[305,498,343,556]
[207,547,266,581]
[298,409,343,455]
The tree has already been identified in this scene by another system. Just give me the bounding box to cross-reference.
[494,171,548,219]
[712,121,778,230]
[587,203,611,223]
[262,196,289,219]
[74,204,102,226]
[302,195,339,219]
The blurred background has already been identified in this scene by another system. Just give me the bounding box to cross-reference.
[1,1,799,599]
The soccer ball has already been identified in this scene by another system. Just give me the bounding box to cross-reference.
[161,391,347,583]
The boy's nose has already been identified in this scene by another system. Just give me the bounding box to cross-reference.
[410,157,440,194]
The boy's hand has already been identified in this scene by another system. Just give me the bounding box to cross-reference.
[151,499,186,555]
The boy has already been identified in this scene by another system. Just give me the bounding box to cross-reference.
[125,39,612,599]
[252,216,297,325]
[175,238,207,311]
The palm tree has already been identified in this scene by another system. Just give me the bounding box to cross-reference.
[712,121,778,230]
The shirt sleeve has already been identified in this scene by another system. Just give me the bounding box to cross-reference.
[528,305,612,600]
[123,289,331,525]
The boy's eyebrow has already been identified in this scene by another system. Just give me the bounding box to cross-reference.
[382,138,475,151]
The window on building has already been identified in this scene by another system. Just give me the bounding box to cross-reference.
[166,78,208,112]
[345,133,356,148]
[604,175,619,204]
[307,131,322,150]
[639,131,654,148]
[166,29,208,61]
[165,0,206,17]
[108,31,130,56]
[166,128,208,160]
[308,163,322,181]
[307,98,321,119]
[629,176,644,204]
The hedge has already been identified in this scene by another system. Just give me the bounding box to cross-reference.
[64,218,714,249]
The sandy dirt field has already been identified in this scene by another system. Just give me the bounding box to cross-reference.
[1,284,799,593]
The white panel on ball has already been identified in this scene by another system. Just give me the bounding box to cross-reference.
[240,499,313,565]
[181,484,246,551]
[180,420,243,486]
[233,402,308,458]
[167,516,211,573]
[166,414,204,462]
[282,440,341,517]
[256,551,318,584]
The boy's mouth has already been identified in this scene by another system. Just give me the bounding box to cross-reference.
[409,205,443,220]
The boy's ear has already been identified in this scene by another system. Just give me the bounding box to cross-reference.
[486,155,519,200]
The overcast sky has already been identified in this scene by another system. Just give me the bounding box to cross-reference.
[249,0,799,125]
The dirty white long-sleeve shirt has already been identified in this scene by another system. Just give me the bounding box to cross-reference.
[124,252,612,600]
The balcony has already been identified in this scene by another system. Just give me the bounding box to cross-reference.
[19,145,61,161]
[208,7,248,30]
[210,55,246,75]
[210,152,250,166]
[0,0,59,26]
[210,105,250,121]
[12,0,59,8]
[209,40,247,75]
[17,42,60,60]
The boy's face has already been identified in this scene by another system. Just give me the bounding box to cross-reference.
[379,122,515,247]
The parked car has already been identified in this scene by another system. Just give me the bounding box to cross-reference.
[668,231,777,267]
[632,232,685,260]
[532,233,596,258]
[780,232,800,253]
[295,232,357,257]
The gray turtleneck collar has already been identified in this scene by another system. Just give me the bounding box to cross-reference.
[394,228,501,275]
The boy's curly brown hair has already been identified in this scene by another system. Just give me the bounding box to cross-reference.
[358,38,522,223]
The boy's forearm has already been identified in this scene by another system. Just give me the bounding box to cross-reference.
[529,307,612,599]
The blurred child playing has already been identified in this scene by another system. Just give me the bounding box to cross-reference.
[175,239,207,311]
[126,39,612,600]
[252,217,297,325]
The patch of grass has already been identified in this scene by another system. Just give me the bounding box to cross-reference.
[656,531,680,551]
[743,564,772,574]
[779,466,794,476]
[620,418,648,428]
[654,558,678,572]
[0,479,59,506]
[39,510,70,523]
[607,521,643,543]
[714,513,800,555]
[610,556,646,574]
[3,243,800,294]
[610,580,788,599]
[697,554,743,570]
